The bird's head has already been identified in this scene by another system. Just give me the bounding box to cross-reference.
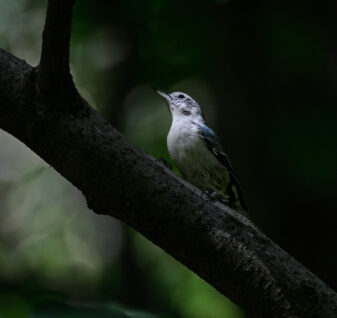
[155,90,204,122]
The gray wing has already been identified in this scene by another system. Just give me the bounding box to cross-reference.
[196,123,248,211]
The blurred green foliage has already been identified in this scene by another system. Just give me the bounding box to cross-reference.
[0,0,337,317]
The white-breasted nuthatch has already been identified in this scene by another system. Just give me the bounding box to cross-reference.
[156,89,247,214]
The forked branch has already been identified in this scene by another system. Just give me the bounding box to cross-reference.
[0,1,336,317]
[38,0,75,98]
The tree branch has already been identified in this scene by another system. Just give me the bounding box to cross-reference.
[0,47,337,318]
[0,0,337,316]
[38,0,75,99]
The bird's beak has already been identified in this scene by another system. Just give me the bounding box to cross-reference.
[154,88,171,102]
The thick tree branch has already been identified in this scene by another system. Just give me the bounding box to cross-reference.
[0,1,337,316]
[0,47,337,318]
[38,0,75,99]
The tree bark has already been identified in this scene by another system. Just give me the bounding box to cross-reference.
[0,1,336,317]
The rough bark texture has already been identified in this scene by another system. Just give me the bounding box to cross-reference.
[0,1,337,317]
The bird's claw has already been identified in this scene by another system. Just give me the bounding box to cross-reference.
[201,190,218,201]
[157,157,172,170]
[201,190,229,204]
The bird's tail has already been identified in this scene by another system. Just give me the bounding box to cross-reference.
[229,175,248,215]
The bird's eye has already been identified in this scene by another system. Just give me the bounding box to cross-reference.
[178,94,184,98]
[181,109,191,116]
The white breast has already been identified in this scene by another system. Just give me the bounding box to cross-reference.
[167,117,227,191]
[168,118,211,171]
[167,119,199,163]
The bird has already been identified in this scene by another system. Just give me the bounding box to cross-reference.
[155,89,247,214]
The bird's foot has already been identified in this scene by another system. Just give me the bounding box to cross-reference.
[201,190,228,203]
[157,157,172,170]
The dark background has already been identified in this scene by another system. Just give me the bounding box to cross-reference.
[0,0,336,317]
